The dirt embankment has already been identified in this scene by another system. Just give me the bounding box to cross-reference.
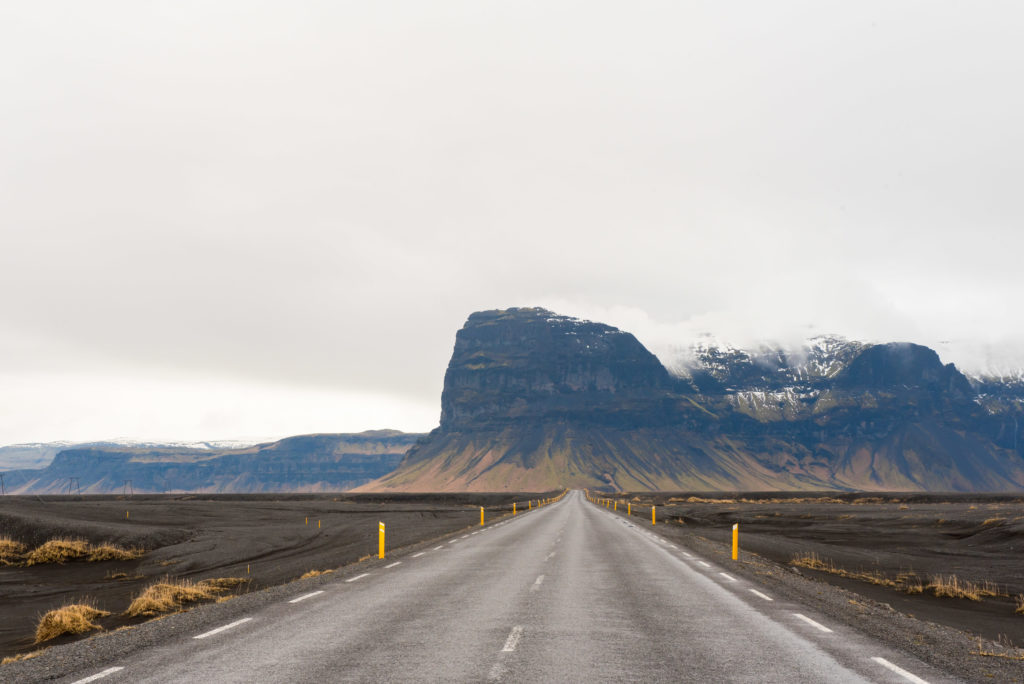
[0,492,555,660]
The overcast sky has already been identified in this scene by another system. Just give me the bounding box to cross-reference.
[2,2,1023,445]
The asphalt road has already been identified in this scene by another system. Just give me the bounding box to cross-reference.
[56,491,956,683]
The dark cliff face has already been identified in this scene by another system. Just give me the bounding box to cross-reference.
[439,308,675,429]
[372,308,1024,492]
[836,343,974,396]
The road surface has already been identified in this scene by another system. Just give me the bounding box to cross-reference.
[57,490,953,683]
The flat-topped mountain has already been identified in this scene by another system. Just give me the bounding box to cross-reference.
[364,308,1024,492]
[5,431,422,494]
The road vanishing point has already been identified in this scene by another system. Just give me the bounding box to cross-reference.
[55,491,952,683]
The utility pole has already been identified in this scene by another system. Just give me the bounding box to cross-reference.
[67,477,81,496]
[0,473,5,495]
[123,480,133,497]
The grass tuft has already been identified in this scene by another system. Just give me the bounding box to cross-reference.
[0,537,27,565]
[24,539,91,565]
[1,648,47,665]
[1015,594,1024,615]
[300,569,334,579]
[87,543,142,562]
[34,604,110,643]
[125,578,248,617]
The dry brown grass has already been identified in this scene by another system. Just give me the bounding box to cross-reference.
[1,648,47,665]
[927,574,1005,601]
[19,538,141,566]
[124,577,247,617]
[300,569,335,579]
[790,552,1006,602]
[24,539,91,565]
[0,537,27,565]
[1015,594,1024,615]
[34,603,110,643]
[981,517,1005,526]
[87,543,142,562]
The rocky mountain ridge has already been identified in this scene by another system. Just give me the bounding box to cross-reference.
[4,431,422,494]
[365,308,1024,492]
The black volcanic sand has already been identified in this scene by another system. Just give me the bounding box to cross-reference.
[0,492,553,660]
[608,491,1024,646]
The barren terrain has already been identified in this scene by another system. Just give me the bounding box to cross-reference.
[605,491,1024,647]
[0,492,553,660]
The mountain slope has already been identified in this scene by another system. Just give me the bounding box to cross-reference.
[363,308,1024,492]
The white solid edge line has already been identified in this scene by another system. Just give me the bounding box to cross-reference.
[871,657,930,684]
[346,573,370,583]
[194,617,253,640]
[412,552,426,558]
[793,613,834,633]
[697,561,711,568]
[72,667,125,684]
[501,625,524,652]
[719,572,737,581]
[289,590,324,604]
[385,561,401,568]
[749,589,774,601]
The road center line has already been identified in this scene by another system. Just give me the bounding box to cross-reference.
[72,667,124,684]
[682,552,693,558]
[870,657,930,683]
[385,561,401,568]
[531,575,545,591]
[793,613,834,633]
[461,535,469,539]
[434,546,444,550]
[697,561,711,568]
[289,590,324,604]
[719,572,737,581]
[346,573,370,583]
[749,589,774,601]
[449,539,459,544]
[412,552,426,558]
[501,625,524,652]
[193,618,253,640]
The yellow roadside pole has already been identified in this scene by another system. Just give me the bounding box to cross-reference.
[652,506,656,525]
[126,510,129,520]
[379,521,386,559]
[513,502,517,516]
[529,500,532,510]
[613,501,617,511]
[627,502,631,515]
[732,523,739,560]
[480,507,485,525]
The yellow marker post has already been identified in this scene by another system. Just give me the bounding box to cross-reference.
[529,500,532,510]
[126,510,129,520]
[613,501,617,511]
[318,519,321,529]
[652,506,656,525]
[732,523,739,560]
[627,502,631,516]
[379,521,386,559]
[480,506,485,525]
[513,502,517,516]
[305,517,308,525]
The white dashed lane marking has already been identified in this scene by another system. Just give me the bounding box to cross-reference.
[501,626,524,652]
[749,589,774,601]
[194,618,253,640]
[531,575,545,592]
[385,561,401,569]
[434,546,444,551]
[793,613,833,633]
[72,667,124,684]
[289,590,324,604]
[345,573,370,583]
[719,572,736,582]
[412,552,426,558]
[697,561,711,568]
[871,657,930,684]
